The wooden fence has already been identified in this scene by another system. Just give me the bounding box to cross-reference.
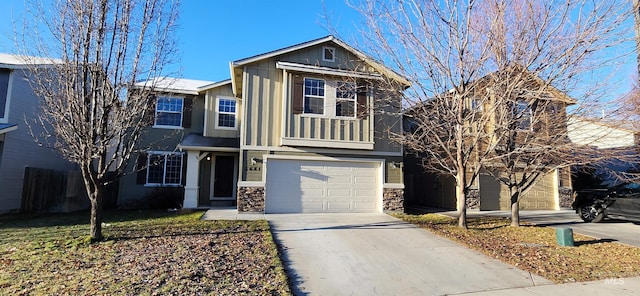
[21,167,118,213]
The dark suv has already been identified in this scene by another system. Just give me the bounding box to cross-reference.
[572,183,640,223]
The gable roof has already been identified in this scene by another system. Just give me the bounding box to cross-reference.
[228,35,410,96]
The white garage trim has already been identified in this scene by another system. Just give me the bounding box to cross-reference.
[264,155,384,213]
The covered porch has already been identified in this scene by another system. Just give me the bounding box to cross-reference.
[180,133,240,208]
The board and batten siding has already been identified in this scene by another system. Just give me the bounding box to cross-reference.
[204,84,240,138]
[242,59,283,147]
[283,72,373,145]
[240,42,402,154]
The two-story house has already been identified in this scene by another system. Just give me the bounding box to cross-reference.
[120,36,408,213]
[404,70,575,211]
[0,54,76,213]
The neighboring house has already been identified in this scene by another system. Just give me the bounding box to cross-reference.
[568,117,640,187]
[0,54,76,213]
[404,70,574,211]
[119,36,408,213]
[568,117,638,149]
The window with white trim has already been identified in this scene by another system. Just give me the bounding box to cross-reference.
[335,81,356,117]
[155,97,183,128]
[147,152,183,186]
[322,46,335,62]
[304,78,325,115]
[216,97,237,129]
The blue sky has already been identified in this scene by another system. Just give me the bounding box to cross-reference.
[0,0,361,82]
[0,0,635,103]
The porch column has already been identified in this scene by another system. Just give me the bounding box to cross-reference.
[183,150,200,208]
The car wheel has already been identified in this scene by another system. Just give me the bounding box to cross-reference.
[579,204,604,223]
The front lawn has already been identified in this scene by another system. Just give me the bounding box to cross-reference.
[0,210,290,295]
[394,213,640,283]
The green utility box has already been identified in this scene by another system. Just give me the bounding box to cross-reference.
[556,227,575,247]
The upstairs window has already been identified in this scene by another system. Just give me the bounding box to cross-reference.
[335,82,356,117]
[304,78,325,115]
[155,97,183,128]
[147,152,183,186]
[322,46,335,62]
[514,101,532,131]
[216,97,237,129]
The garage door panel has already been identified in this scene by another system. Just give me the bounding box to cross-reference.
[327,201,351,210]
[265,159,380,213]
[354,188,377,196]
[354,201,377,211]
[327,188,351,196]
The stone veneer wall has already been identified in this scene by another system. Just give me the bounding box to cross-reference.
[383,188,404,212]
[466,189,480,210]
[237,186,265,212]
[558,187,574,209]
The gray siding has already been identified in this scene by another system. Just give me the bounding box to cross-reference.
[117,93,206,205]
[0,69,76,212]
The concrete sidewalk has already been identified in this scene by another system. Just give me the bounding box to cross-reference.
[202,208,640,295]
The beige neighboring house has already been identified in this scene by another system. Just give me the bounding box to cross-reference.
[0,54,76,213]
[404,70,575,211]
[120,36,409,213]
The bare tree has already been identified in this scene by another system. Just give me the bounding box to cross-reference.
[349,0,632,228]
[18,0,179,241]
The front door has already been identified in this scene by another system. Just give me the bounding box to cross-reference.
[213,156,235,198]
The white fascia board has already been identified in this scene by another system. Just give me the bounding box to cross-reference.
[276,61,383,80]
[241,144,402,157]
[198,79,232,92]
[280,137,374,150]
[177,145,240,152]
[0,125,18,134]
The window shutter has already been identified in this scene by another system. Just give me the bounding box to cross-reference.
[144,94,157,127]
[292,75,304,114]
[136,153,148,185]
[357,82,369,119]
[182,97,193,128]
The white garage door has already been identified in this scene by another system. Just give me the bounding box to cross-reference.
[265,159,380,213]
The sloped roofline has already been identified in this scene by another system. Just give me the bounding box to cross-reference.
[229,35,410,93]
[0,53,62,69]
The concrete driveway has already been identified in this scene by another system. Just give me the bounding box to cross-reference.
[267,213,550,295]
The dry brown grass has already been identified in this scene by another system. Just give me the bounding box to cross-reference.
[0,210,290,295]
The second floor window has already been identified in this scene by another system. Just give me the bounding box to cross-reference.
[336,82,356,117]
[147,152,183,186]
[514,101,532,131]
[216,97,237,129]
[155,97,183,128]
[304,78,325,115]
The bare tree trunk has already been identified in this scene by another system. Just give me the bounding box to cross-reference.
[510,190,520,227]
[90,191,103,241]
[635,0,640,80]
[456,170,468,229]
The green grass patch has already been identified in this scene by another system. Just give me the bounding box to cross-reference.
[0,210,291,295]
[393,213,640,283]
